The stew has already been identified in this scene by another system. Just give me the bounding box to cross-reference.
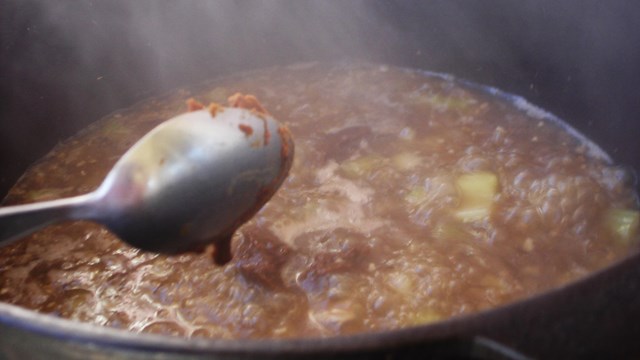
[0,63,638,339]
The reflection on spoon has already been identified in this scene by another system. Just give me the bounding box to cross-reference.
[0,94,294,265]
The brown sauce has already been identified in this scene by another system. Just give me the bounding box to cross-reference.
[0,63,638,339]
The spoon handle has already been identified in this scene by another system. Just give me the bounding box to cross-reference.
[0,193,98,246]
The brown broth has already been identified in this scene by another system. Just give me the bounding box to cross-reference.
[0,63,638,339]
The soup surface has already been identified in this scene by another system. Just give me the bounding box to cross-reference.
[1,63,638,339]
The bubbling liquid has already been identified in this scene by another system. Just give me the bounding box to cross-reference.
[0,63,638,339]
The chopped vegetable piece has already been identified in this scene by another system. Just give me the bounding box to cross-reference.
[456,172,498,204]
[455,207,491,223]
[604,208,640,244]
[454,172,498,222]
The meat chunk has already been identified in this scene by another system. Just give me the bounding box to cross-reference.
[234,226,292,289]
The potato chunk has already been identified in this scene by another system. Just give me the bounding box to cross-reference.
[454,172,498,222]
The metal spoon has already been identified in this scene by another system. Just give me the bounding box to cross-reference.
[0,107,294,263]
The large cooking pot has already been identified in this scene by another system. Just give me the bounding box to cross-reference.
[1,1,639,358]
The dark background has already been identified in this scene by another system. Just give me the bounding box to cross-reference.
[1,1,639,358]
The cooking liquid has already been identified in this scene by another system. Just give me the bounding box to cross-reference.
[0,63,638,339]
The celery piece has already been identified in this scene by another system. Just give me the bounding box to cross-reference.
[339,156,382,179]
[454,172,498,222]
[604,208,640,244]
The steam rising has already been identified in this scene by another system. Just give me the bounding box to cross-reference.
[1,1,639,195]
[18,1,407,92]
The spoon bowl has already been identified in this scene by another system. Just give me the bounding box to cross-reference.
[0,106,294,263]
